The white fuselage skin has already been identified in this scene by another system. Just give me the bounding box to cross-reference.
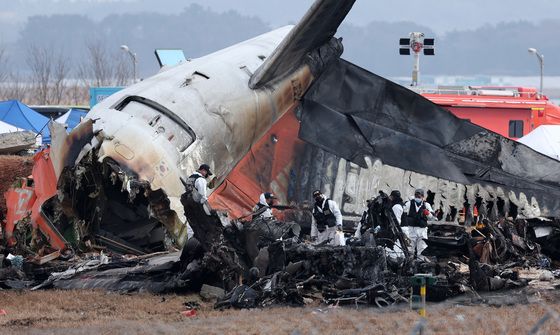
[84,26,313,231]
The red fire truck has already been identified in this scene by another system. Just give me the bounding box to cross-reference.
[420,86,560,139]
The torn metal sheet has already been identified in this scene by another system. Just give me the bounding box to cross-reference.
[55,31,312,252]
[534,226,554,238]
[4,149,70,252]
[34,252,182,293]
[48,119,94,181]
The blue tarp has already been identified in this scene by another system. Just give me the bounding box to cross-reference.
[0,100,51,143]
[56,108,88,131]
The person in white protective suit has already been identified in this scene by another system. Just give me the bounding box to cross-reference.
[402,188,436,258]
[310,190,344,246]
[386,190,406,259]
[252,192,277,220]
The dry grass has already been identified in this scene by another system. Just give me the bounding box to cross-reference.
[0,290,559,334]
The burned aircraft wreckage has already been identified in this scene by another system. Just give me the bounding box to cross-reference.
[2,0,560,307]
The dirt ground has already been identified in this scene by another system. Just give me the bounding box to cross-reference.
[0,290,559,335]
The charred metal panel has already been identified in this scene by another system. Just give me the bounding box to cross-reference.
[249,0,355,88]
[299,59,560,218]
[49,120,94,180]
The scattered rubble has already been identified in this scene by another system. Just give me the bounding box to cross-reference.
[2,188,559,311]
[1,1,560,326]
[0,131,36,155]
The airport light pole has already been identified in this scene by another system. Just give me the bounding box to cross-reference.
[120,44,138,84]
[399,33,435,87]
[528,48,544,97]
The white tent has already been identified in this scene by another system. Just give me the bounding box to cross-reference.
[55,109,71,125]
[0,119,25,133]
[518,125,560,161]
[55,108,88,131]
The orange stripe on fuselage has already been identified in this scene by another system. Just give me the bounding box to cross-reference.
[209,109,304,220]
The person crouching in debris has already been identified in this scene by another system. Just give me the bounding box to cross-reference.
[310,190,343,246]
[402,188,435,258]
[252,192,277,220]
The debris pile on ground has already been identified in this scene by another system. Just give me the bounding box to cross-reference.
[2,189,559,311]
[0,131,37,155]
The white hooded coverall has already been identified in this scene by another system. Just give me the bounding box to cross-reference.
[311,198,343,246]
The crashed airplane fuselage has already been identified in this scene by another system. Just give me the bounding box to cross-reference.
[45,0,560,254]
[49,1,353,252]
[81,27,313,248]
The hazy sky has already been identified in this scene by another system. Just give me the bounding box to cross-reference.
[182,0,560,33]
[1,0,560,36]
[2,0,560,79]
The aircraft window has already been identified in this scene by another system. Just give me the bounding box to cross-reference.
[114,96,196,152]
[509,120,524,138]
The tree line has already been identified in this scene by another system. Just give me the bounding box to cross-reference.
[1,4,559,105]
[0,41,132,106]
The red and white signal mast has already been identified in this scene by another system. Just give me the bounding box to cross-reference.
[399,32,435,86]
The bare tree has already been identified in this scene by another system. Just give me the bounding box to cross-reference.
[26,45,53,105]
[50,53,70,104]
[0,45,8,84]
[78,40,113,87]
[113,53,132,87]
[67,81,88,106]
[78,39,132,89]
[4,72,29,102]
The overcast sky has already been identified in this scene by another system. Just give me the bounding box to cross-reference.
[2,0,560,79]
[2,0,560,36]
